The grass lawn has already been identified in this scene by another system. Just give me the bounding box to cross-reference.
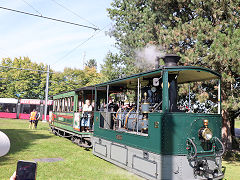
[0,118,141,180]
[235,120,240,129]
[222,161,240,180]
[1,118,240,180]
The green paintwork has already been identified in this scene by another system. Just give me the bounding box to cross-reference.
[162,70,168,113]
[161,113,222,155]
[95,66,220,87]
[74,94,78,112]
[53,91,76,99]
[53,121,91,135]
[50,65,222,157]
[52,112,92,135]
[93,66,222,156]
[52,90,79,112]
[94,112,222,155]
[53,112,74,125]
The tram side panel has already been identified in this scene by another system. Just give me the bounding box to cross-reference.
[18,99,52,120]
[93,111,224,180]
[0,98,18,119]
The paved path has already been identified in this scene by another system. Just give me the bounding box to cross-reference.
[235,128,240,137]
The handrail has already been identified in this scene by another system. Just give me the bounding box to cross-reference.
[213,137,225,156]
[186,137,225,159]
[124,107,135,128]
[152,101,162,112]
[186,138,197,159]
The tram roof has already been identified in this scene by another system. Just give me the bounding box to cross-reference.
[95,66,221,87]
[0,98,18,104]
[51,85,95,99]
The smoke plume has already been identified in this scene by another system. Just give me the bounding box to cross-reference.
[135,44,165,70]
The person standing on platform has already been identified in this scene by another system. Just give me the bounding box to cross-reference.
[29,109,36,129]
[81,100,92,132]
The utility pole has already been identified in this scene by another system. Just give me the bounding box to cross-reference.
[43,65,50,122]
[82,51,86,69]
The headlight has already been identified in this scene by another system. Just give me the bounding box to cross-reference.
[201,128,213,141]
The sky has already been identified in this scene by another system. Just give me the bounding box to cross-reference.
[0,0,117,72]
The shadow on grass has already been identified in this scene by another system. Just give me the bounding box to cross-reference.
[223,150,240,162]
[0,128,51,165]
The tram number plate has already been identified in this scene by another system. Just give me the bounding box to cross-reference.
[154,121,159,128]
[116,135,122,140]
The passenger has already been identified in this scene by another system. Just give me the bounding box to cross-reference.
[107,99,119,112]
[29,109,36,129]
[34,110,40,129]
[81,100,92,132]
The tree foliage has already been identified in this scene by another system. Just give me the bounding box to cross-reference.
[0,57,47,99]
[85,59,97,68]
[107,0,240,148]
[0,57,103,98]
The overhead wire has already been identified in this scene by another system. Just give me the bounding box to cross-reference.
[20,0,42,16]
[0,65,54,73]
[51,23,112,68]
[0,6,99,31]
[51,31,98,66]
[50,0,98,29]
[0,3,112,70]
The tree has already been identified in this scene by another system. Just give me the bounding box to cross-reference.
[82,66,103,86]
[85,59,97,69]
[49,67,84,95]
[0,57,104,98]
[49,66,103,95]
[101,52,123,81]
[107,0,240,149]
[0,57,47,99]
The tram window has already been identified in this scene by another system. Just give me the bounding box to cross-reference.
[64,98,66,112]
[0,103,17,113]
[177,79,219,113]
[62,99,65,112]
[53,100,55,111]
[59,99,61,112]
[70,97,74,112]
[67,97,70,112]
[47,105,52,114]
[53,100,56,112]
[97,79,160,136]
[66,98,68,112]
[63,98,66,112]
[96,91,107,111]
[58,99,60,112]
[62,99,64,112]
[20,104,38,114]
[21,104,30,114]
[53,97,73,112]
[55,100,57,112]
[56,100,59,112]
[77,96,83,112]
[58,99,61,112]
[69,96,73,112]
[62,98,65,112]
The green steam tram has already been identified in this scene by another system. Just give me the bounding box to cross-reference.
[92,55,224,180]
[50,54,225,179]
[50,86,95,148]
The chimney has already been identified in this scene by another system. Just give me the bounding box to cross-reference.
[163,54,181,112]
[163,54,180,67]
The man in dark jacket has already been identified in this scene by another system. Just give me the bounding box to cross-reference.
[34,111,40,129]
